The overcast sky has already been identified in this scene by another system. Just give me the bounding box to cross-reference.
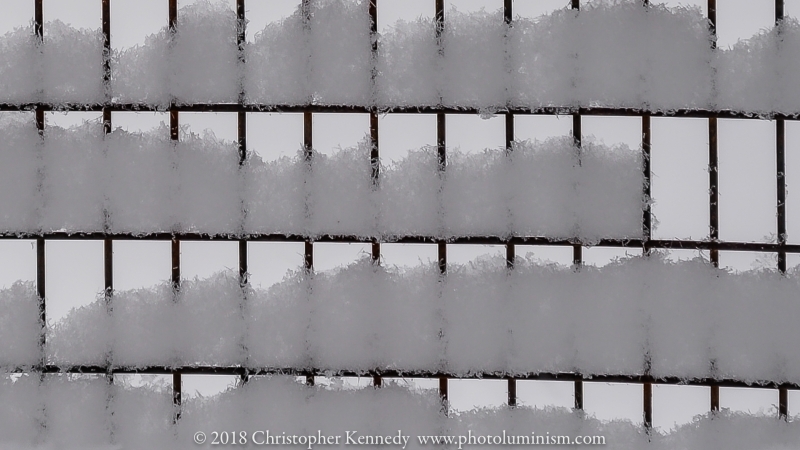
[1,0,799,431]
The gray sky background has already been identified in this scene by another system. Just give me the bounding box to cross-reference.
[1,0,799,431]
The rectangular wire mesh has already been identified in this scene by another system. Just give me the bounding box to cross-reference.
[1,0,795,428]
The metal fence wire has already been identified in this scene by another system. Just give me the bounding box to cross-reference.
[1,0,797,430]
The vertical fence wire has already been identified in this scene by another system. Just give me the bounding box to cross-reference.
[640,0,653,409]
[570,120,583,411]
[236,0,249,386]
[34,0,45,371]
[101,1,115,442]
[503,0,517,409]
[434,0,448,413]
[302,0,314,382]
[706,0,721,414]
[775,0,789,421]
[368,0,383,389]
[33,1,46,443]
[33,22,48,450]
[168,0,181,422]
[570,0,583,406]
[642,113,653,431]
[304,109,314,389]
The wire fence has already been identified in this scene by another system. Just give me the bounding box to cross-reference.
[1,0,796,430]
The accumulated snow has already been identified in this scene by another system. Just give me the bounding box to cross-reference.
[657,410,800,449]
[376,18,439,107]
[247,258,441,372]
[308,260,383,370]
[111,283,176,368]
[309,0,372,106]
[6,1,800,114]
[391,138,643,240]
[177,272,245,366]
[179,377,306,445]
[43,21,104,104]
[570,260,649,376]
[175,129,242,235]
[441,8,508,109]
[511,2,714,110]
[0,122,249,235]
[40,122,106,233]
[442,137,644,240]
[50,270,246,368]
[572,3,652,107]
[105,126,175,234]
[716,19,800,115]
[113,0,240,104]
[309,258,442,371]
[510,9,579,107]
[256,137,642,240]
[640,258,718,379]
[0,374,175,449]
[0,374,41,447]
[575,2,712,110]
[113,125,242,235]
[443,149,509,238]
[42,375,112,448]
[453,406,651,449]
[507,137,578,237]
[30,254,800,382]
[577,139,645,241]
[308,141,375,236]
[115,271,245,368]
[111,380,175,449]
[244,9,309,105]
[242,150,308,235]
[245,268,311,368]
[711,270,800,383]
[178,377,443,449]
[0,125,643,240]
[0,26,39,104]
[443,257,511,375]
[506,260,577,375]
[643,4,715,111]
[47,296,110,367]
[378,147,442,238]
[0,282,40,368]
[172,0,240,104]
[3,374,800,449]
[375,263,442,372]
[0,114,40,233]
[111,31,171,105]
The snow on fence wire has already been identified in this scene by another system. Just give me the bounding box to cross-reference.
[3,374,800,449]
[0,117,645,239]
[1,0,800,114]
[2,254,800,384]
[0,0,799,448]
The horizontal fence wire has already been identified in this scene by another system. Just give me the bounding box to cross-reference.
[5,365,800,392]
[2,103,800,120]
[2,233,798,253]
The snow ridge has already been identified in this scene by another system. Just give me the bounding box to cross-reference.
[1,1,799,114]
[0,253,795,385]
[0,119,645,240]
[1,374,799,449]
